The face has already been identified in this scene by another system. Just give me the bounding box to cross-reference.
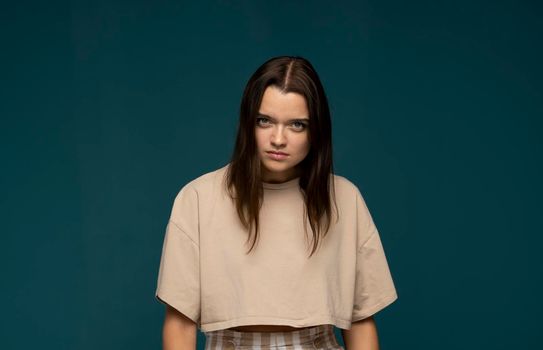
[255,85,311,183]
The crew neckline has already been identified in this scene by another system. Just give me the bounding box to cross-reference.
[262,176,300,190]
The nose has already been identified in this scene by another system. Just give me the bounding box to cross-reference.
[271,126,286,147]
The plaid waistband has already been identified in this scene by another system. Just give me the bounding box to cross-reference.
[204,324,342,349]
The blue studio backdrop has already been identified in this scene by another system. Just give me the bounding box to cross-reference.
[1,0,542,349]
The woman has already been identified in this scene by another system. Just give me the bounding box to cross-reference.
[155,56,398,349]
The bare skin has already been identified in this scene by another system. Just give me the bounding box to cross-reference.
[232,86,312,334]
[161,86,379,348]
[255,84,311,184]
[162,303,379,350]
[162,305,197,350]
[230,316,380,349]
[227,325,314,332]
[341,316,380,350]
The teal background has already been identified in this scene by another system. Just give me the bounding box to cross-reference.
[1,0,542,349]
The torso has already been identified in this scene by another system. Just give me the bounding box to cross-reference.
[226,325,314,332]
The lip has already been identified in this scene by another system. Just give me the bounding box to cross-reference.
[266,151,289,160]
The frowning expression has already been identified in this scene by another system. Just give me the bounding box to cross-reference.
[255,85,311,183]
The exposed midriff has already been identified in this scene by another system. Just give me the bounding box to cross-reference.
[226,325,314,332]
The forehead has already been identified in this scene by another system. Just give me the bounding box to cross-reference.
[258,85,309,118]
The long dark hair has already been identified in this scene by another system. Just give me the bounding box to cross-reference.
[224,55,338,258]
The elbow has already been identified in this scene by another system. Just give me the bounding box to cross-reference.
[342,316,380,350]
[162,305,198,350]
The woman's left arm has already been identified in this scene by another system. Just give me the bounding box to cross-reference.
[341,316,379,350]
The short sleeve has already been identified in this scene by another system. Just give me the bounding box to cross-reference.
[155,184,200,325]
[352,188,398,322]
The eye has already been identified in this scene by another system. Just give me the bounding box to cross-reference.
[256,117,270,126]
[292,121,307,130]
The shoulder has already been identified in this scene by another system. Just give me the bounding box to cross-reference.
[168,163,229,230]
[331,173,376,215]
[178,163,229,193]
[332,173,363,199]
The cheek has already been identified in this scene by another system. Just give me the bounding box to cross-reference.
[254,129,266,149]
[293,134,311,153]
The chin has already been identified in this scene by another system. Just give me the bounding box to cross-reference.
[263,161,286,169]
[262,159,290,171]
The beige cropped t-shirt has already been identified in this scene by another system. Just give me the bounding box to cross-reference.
[155,163,398,332]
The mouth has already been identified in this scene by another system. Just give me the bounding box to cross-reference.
[266,151,289,160]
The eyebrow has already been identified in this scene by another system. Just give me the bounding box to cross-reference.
[257,113,309,122]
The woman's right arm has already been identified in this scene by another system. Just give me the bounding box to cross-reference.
[162,305,198,350]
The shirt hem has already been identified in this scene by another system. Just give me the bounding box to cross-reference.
[200,315,352,332]
[155,290,200,327]
[351,291,398,323]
